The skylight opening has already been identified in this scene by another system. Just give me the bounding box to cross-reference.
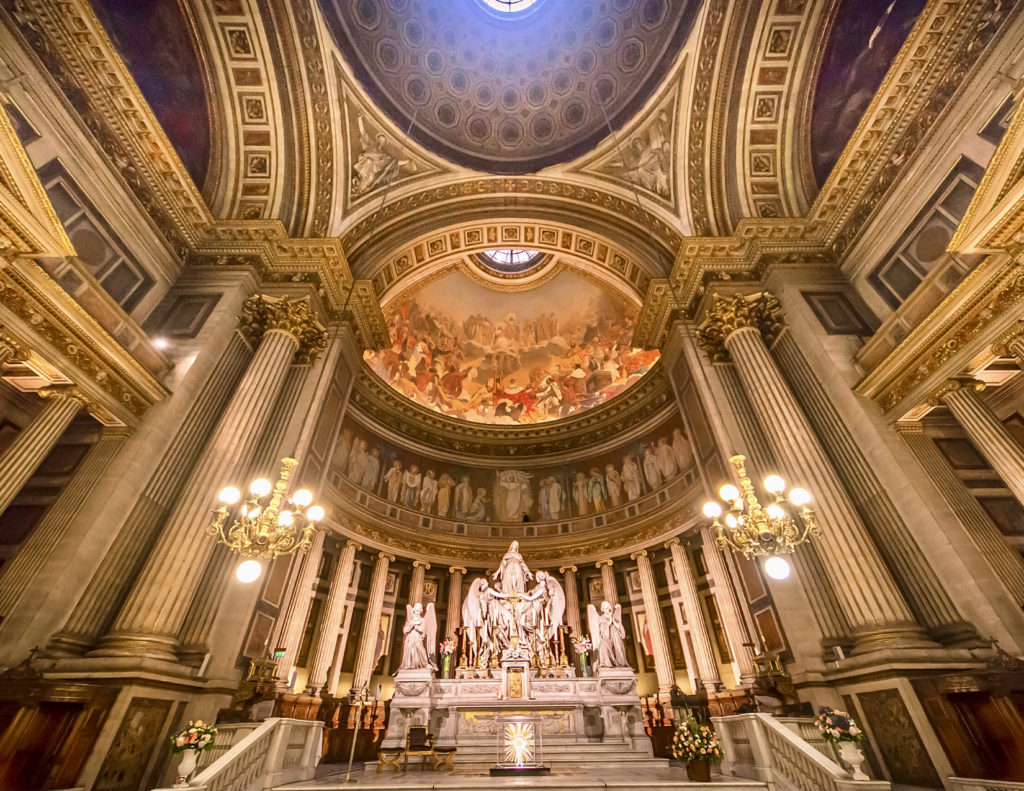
[484,249,541,266]
[478,0,544,14]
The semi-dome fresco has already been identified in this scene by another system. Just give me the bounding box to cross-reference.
[363,270,660,424]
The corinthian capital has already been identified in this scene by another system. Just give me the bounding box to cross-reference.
[695,292,784,362]
[238,295,328,364]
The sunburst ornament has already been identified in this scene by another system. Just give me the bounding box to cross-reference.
[503,721,536,766]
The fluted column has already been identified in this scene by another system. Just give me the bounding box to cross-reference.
[95,296,326,660]
[698,527,756,682]
[0,427,128,617]
[698,293,928,654]
[559,565,582,636]
[308,541,360,693]
[351,552,393,695]
[596,559,618,604]
[0,387,87,516]
[899,423,1024,606]
[932,378,1024,509]
[631,550,675,692]
[446,567,466,638]
[410,560,430,604]
[276,529,326,688]
[667,538,720,691]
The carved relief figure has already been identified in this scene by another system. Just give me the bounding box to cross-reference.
[419,470,438,513]
[605,464,622,507]
[621,455,641,502]
[402,464,422,509]
[437,473,455,517]
[399,602,437,671]
[383,460,403,503]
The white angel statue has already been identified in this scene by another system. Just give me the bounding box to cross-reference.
[587,600,629,670]
[534,570,565,642]
[461,578,491,667]
[399,602,437,671]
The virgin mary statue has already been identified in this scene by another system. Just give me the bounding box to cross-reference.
[492,540,532,594]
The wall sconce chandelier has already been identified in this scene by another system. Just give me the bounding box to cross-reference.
[209,457,324,582]
[702,454,817,580]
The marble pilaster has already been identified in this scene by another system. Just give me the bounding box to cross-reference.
[350,552,393,695]
[0,387,87,516]
[631,550,675,693]
[446,566,466,638]
[932,378,1024,509]
[666,538,720,691]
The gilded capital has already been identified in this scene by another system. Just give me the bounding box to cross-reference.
[695,292,784,363]
[238,295,328,364]
[992,321,1024,359]
[38,384,90,408]
[558,565,578,574]
[448,566,467,574]
[413,560,431,569]
[0,330,29,363]
[927,377,985,407]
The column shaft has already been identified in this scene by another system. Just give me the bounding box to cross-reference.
[0,390,85,515]
[668,539,720,690]
[560,566,582,637]
[276,529,327,687]
[351,552,393,694]
[446,567,465,638]
[725,327,926,651]
[698,527,756,681]
[98,329,299,659]
[941,383,1024,508]
[597,560,618,604]
[901,425,1024,605]
[409,561,430,604]
[308,542,360,692]
[632,551,675,693]
[326,562,362,695]
[0,429,127,616]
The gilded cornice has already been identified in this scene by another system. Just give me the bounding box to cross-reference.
[349,365,674,460]
[0,261,168,425]
[325,472,701,566]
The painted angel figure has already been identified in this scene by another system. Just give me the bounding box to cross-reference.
[461,578,491,668]
[399,602,437,672]
[587,600,629,670]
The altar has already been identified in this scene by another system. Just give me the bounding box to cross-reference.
[380,543,664,771]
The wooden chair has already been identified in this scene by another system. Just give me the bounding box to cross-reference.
[402,725,435,772]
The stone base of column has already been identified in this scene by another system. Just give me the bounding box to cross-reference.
[89,631,179,663]
[38,632,93,658]
[927,621,989,649]
[176,645,208,667]
[849,623,939,657]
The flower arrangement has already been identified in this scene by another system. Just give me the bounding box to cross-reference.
[170,720,217,753]
[816,707,863,744]
[439,638,457,656]
[672,718,724,764]
[571,636,592,655]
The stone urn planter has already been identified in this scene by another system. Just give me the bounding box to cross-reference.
[172,748,200,788]
[837,740,870,781]
[686,757,711,782]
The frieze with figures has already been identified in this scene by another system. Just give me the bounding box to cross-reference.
[330,412,693,524]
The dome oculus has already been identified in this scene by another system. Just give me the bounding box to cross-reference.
[478,0,544,13]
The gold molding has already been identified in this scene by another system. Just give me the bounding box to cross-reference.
[695,292,785,363]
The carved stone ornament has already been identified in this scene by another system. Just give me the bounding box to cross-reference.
[0,330,29,363]
[238,295,328,364]
[992,320,1024,359]
[695,292,785,362]
[927,377,986,408]
[38,384,91,409]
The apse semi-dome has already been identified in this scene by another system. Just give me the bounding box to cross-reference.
[363,269,660,425]
[318,0,698,173]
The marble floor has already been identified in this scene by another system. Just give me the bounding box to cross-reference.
[277,762,768,790]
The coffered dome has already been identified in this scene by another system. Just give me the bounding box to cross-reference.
[318,0,698,173]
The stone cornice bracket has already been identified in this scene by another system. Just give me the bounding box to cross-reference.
[238,294,328,364]
[927,377,986,408]
[695,291,784,362]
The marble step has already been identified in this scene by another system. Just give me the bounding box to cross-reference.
[366,742,671,773]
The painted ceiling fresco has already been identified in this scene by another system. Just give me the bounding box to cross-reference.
[90,0,211,188]
[363,270,660,425]
[810,0,927,187]
[319,0,697,173]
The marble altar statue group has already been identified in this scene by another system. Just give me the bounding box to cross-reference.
[399,542,630,674]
